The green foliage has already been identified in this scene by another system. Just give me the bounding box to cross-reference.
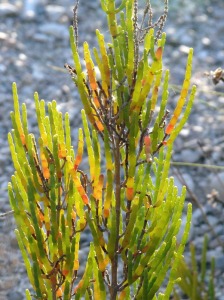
[8,0,196,299]
[173,235,216,300]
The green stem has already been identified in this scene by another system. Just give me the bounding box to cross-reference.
[171,161,224,170]
[110,136,121,300]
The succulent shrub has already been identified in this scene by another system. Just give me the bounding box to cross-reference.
[8,0,196,299]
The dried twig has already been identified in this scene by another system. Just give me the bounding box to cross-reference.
[73,0,79,47]
[0,210,14,218]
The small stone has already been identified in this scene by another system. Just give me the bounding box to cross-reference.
[61,84,70,95]
[180,149,201,163]
[179,128,190,138]
[31,66,44,81]
[207,215,218,227]
[9,232,19,250]
[213,224,223,236]
[45,5,66,22]
[38,23,68,40]
[173,173,195,194]
[83,2,100,9]
[22,0,46,20]
[193,236,205,250]
[0,4,19,17]
[32,33,49,42]
[0,64,7,73]
[208,172,224,200]
[215,255,224,270]
[0,276,16,291]
[179,45,191,54]
[202,37,211,46]
[0,32,8,40]
[191,208,204,225]
[7,290,23,300]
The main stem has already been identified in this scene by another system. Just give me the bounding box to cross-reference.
[111,136,121,300]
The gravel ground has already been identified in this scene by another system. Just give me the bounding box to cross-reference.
[0,0,224,299]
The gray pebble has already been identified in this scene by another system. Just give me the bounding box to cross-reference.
[31,64,45,80]
[22,0,47,20]
[38,23,69,39]
[173,173,195,195]
[208,252,224,270]
[32,33,49,42]
[180,148,201,163]
[45,5,67,22]
[0,64,7,73]
[213,224,223,236]
[191,208,204,224]
[9,232,19,250]
[0,4,19,17]
[7,290,23,300]
[207,214,219,227]
[208,172,224,200]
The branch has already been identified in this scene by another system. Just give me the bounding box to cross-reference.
[0,210,14,218]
